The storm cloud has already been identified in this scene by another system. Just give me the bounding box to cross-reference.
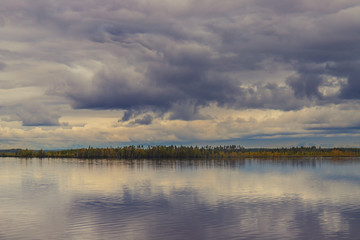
[45,0,359,119]
[1,0,360,147]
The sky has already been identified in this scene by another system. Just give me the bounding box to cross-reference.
[0,0,360,149]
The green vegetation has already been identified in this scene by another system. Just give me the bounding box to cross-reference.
[1,145,360,159]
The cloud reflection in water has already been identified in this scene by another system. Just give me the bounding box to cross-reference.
[0,158,360,239]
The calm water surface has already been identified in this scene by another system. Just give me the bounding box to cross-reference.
[1,157,360,239]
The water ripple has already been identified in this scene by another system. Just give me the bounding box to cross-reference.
[1,157,360,239]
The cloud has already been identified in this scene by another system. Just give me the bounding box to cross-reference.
[1,0,360,147]
[3,103,61,126]
[341,69,360,99]
[0,62,6,71]
[287,73,324,99]
[131,114,154,125]
[39,0,357,120]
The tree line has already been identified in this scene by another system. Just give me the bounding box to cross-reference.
[1,145,360,159]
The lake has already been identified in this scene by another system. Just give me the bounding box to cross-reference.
[0,157,360,239]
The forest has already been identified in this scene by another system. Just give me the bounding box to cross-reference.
[1,145,360,159]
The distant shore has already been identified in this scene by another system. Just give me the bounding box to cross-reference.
[1,146,360,159]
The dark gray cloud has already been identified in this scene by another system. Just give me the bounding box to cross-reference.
[2,0,360,121]
[306,125,360,134]
[0,62,6,71]
[341,69,360,99]
[3,103,61,126]
[287,73,324,99]
[134,114,153,125]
